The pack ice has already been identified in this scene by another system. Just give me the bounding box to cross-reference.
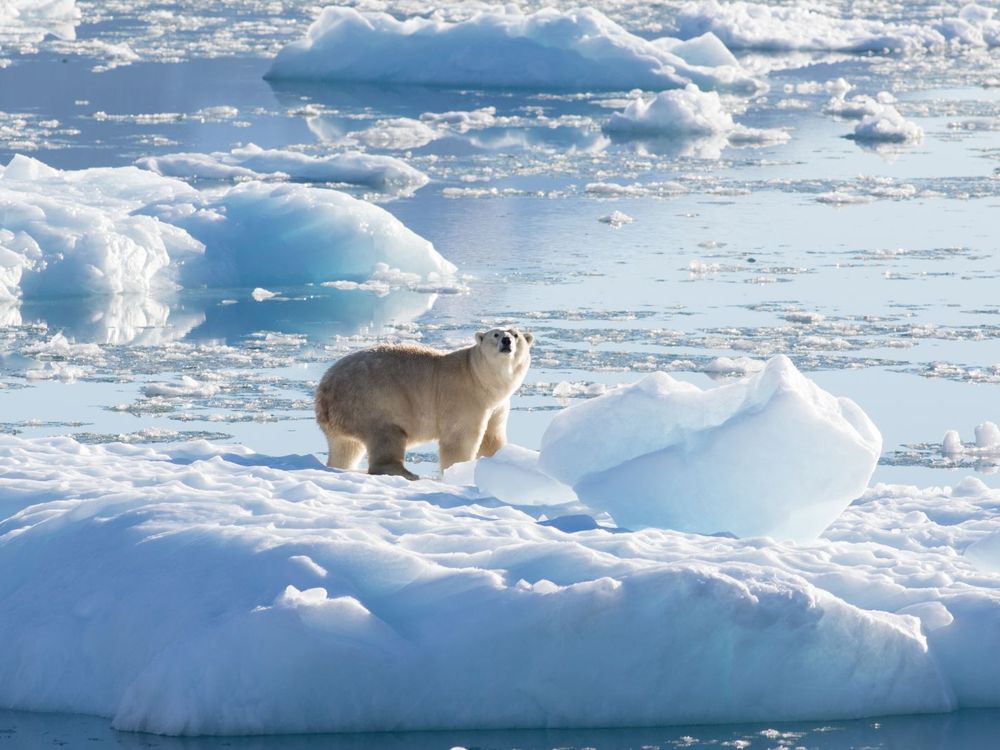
[5,433,1000,735]
[675,0,1000,52]
[0,154,452,299]
[539,356,882,542]
[266,7,760,93]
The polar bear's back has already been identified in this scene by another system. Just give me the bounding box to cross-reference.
[315,343,464,442]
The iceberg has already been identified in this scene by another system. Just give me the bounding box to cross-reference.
[0,155,453,299]
[266,7,760,93]
[538,356,882,542]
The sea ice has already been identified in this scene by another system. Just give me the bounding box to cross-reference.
[674,0,1000,53]
[4,434,1000,734]
[138,145,429,194]
[604,85,789,148]
[0,155,452,298]
[538,355,882,541]
[472,444,578,506]
[0,0,80,48]
[847,104,924,144]
[266,7,760,93]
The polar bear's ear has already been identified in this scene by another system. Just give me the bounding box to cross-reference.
[476,331,486,344]
[523,331,534,346]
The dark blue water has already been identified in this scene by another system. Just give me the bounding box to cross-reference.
[4,708,1000,749]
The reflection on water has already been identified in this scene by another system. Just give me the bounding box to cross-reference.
[4,708,1000,749]
[11,286,438,345]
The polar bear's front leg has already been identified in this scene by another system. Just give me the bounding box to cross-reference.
[477,402,509,458]
[439,415,489,470]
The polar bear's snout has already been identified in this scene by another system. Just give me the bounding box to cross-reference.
[499,333,513,353]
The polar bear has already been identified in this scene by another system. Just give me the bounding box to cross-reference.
[315,328,533,479]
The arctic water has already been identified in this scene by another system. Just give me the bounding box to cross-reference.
[2,0,1000,745]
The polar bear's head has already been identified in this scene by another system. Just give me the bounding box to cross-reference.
[476,327,534,363]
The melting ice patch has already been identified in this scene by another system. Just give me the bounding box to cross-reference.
[136,144,429,195]
[539,356,882,542]
[0,155,453,299]
[266,6,760,92]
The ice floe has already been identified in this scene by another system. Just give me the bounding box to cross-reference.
[267,7,760,93]
[0,155,453,299]
[136,144,429,194]
[3,433,1000,733]
[539,356,882,542]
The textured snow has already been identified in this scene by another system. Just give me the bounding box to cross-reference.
[539,356,882,541]
[266,6,760,92]
[136,144,429,194]
[0,155,452,299]
[675,0,1000,53]
[2,434,1000,735]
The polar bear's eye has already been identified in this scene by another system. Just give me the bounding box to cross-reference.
[494,333,499,338]
[512,332,518,338]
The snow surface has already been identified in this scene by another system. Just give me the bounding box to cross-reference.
[2,434,1000,735]
[675,1,1000,53]
[539,356,882,541]
[266,6,760,92]
[0,155,452,299]
[136,144,429,194]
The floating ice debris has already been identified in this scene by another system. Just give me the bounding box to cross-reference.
[0,155,454,298]
[539,355,882,542]
[941,422,1000,457]
[137,144,429,194]
[674,0,1000,53]
[604,85,789,147]
[847,104,924,144]
[815,191,877,205]
[250,288,278,302]
[976,421,1000,449]
[824,90,897,120]
[598,211,634,228]
[702,356,764,376]
[267,7,760,93]
[141,376,221,398]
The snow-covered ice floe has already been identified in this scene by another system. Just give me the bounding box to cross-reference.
[136,144,429,195]
[674,0,1000,53]
[604,84,789,147]
[0,154,453,299]
[3,433,1000,734]
[266,7,761,93]
[539,355,881,542]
